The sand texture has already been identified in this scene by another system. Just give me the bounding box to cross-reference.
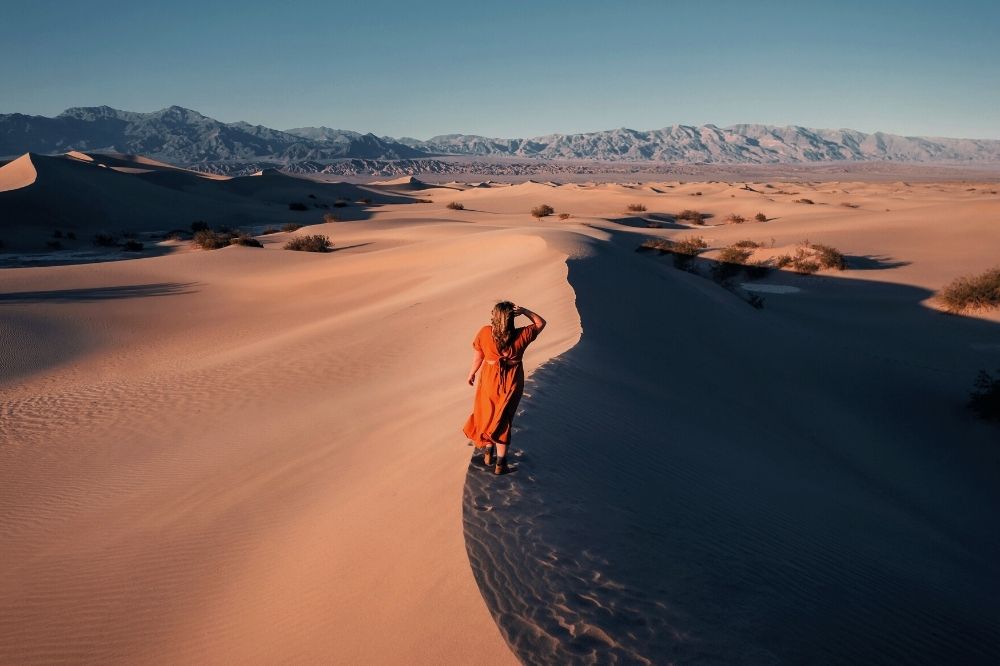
[2,158,1000,663]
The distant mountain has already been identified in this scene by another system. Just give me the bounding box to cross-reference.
[2,106,999,169]
[0,106,423,164]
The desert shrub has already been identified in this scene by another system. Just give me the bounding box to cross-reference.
[53,229,63,238]
[675,209,705,224]
[672,236,709,255]
[122,240,144,252]
[754,212,767,222]
[938,267,1000,313]
[193,229,232,250]
[46,240,63,250]
[415,198,433,203]
[281,222,303,232]
[333,199,349,208]
[260,227,280,235]
[191,221,209,232]
[794,198,815,205]
[66,231,77,240]
[725,214,747,224]
[733,239,761,249]
[811,243,846,270]
[969,369,1000,421]
[285,234,333,252]
[691,191,703,196]
[229,234,263,248]
[531,204,555,219]
[93,233,117,247]
[718,246,754,265]
[773,254,793,268]
[626,203,647,212]
[322,212,341,224]
[792,258,820,274]
[289,202,309,211]
[638,239,673,253]
[558,213,572,220]
[447,201,465,210]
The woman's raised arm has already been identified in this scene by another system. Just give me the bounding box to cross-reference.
[514,305,546,332]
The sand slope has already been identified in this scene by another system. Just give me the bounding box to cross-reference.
[2,172,1000,663]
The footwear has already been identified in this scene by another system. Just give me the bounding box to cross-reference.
[483,445,494,466]
[493,457,509,475]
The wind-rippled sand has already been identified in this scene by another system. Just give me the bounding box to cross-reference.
[2,158,1000,663]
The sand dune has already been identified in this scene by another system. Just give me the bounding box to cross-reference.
[2,168,1000,663]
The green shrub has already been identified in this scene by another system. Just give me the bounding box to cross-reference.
[969,369,1000,420]
[938,268,1000,313]
[447,202,465,210]
[531,204,555,219]
[281,222,303,232]
[285,234,333,252]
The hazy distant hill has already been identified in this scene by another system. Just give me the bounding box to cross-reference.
[2,106,999,169]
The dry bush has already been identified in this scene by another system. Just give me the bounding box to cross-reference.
[794,198,815,205]
[969,369,1000,421]
[773,254,793,268]
[281,222,303,232]
[626,203,647,212]
[230,234,263,248]
[322,213,341,223]
[446,202,465,210]
[690,191,703,196]
[285,234,333,252]
[938,268,1000,313]
[811,243,846,270]
[638,239,673,253]
[672,236,709,255]
[260,227,280,235]
[531,204,555,219]
[675,209,705,224]
[718,246,754,265]
[732,239,761,249]
[724,214,747,224]
[790,249,820,274]
[754,212,767,222]
[162,229,187,240]
[558,213,572,220]
[193,229,232,250]
[122,240,144,252]
[288,202,309,211]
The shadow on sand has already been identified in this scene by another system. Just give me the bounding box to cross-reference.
[464,228,1000,665]
[0,282,197,304]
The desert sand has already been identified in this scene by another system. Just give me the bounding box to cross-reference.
[2,154,1000,664]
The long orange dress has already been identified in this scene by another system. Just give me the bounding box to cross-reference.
[463,324,540,448]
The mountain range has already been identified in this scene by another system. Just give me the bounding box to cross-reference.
[3,106,999,170]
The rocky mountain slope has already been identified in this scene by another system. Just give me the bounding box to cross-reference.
[3,106,999,169]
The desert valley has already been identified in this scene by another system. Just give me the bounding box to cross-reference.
[1,142,999,663]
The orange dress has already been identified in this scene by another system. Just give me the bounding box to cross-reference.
[463,324,540,448]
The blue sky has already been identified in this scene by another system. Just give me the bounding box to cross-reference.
[2,0,998,139]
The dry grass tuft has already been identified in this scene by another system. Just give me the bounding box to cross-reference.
[446,201,465,210]
[281,223,303,232]
[675,209,705,224]
[754,212,768,222]
[229,234,263,248]
[284,234,333,252]
[626,203,647,212]
[794,198,815,205]
[558,213,572,220]
[724,214,747,224]
[531,204,555,219]
[938,268,1000,313]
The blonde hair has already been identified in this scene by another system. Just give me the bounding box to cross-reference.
[491,301,515,354]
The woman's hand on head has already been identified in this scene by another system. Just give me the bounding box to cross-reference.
[511,305,524,316]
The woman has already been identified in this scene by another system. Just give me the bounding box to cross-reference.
[463,301,546,475]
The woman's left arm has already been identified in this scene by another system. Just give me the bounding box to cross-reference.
[467,350,485,386]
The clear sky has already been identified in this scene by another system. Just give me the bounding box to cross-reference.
[2,0,998,139]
